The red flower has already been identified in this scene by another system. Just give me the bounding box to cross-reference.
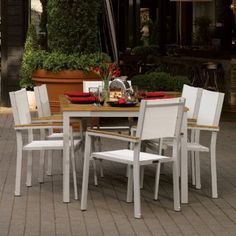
[91,63,120,80]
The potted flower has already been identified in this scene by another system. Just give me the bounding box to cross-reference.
[92,63,121,100]
[20,0,111,112]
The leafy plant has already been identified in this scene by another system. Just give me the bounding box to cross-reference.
[21,50,111,72]
[47,0,101,54]
[131,45,160,58]
[19,24,39,89]
[131,72,190,92]
[20,0,108,89]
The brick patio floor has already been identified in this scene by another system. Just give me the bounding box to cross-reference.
[0,108,236,236]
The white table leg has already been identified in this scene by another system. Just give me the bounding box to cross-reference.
[181,112,188,204]
[63,113,70,203]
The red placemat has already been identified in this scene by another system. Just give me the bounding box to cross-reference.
[64,91,91,97]
[145,91,166,97]
[144,95,171,100]
[67,96,96,104]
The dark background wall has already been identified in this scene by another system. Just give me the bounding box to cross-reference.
[1,0,28,106]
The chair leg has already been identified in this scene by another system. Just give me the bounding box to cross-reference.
[96,138,104,178]
[70,145,78,200]
[140,166,144,189]
[194,130,201,190]
[26,151,33,187]
[191,151,196,186]
[190,130,196,186]
[15,133,23,196]
[38,150,45,183]
[133,159,141,218]
[172,160,181,211]
[92,160,98,186]
[210,132,218,198]
[195,152,201,189]
[46,150,53,176]
[99,160,104,178]
[127,165,133,202]
[154,163,161,200]
[81,134,92,211]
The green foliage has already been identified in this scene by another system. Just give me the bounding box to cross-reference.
[131,45,160,58]
[193,16,212,46]
[24,24,39,52]
[47,0,101,54]
[19,24,39,89]
[131,72,190,92]
[20,50,111,73]
[20,0,109,89]
[41,52,110,72]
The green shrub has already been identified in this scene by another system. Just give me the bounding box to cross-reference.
[19,24,39,89]
[21,50,111,72]
[131,72,190,91]
[20,0,109,89]
[47,0,101,54]
[131,45,160,58]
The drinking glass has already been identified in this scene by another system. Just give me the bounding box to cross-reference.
[89,87,99,105]
[97,86,105,106]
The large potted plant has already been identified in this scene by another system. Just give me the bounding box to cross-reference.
[20,0,110,112]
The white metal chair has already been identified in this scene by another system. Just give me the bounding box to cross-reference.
[10,88,80,199]
[181,84,203,185]
[34,84,82,177]
[81,97,185,218]
[187,89,224,198]
[143,84,203,188]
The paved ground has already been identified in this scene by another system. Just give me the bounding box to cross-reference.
[0,108,236,236]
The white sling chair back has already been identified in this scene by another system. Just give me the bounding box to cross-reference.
[81,97,185,218]
[34,84,51,117]
[182,84,202,120]
[10,88,79,199]
[187,89,224,198]
[34,84,83,176]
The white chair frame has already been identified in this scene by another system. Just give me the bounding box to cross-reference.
[81,97,185,218]
[187,89,224,198]
[10,88,80,199]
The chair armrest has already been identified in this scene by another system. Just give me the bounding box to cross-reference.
[14,122,63,130]
[32,115,81,123]
[32,114,63,123]
[188,123,219,131]
[87,128,140,143]
[187,118,197,123]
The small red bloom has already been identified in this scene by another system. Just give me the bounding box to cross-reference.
[118,98,126,104]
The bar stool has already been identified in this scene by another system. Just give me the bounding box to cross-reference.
[202,62,219,91]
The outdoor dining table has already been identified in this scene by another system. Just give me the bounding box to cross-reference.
[59,95,189,204]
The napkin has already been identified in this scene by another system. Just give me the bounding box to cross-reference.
[67,96,97,103]
[144,95,171,100]
[64,91,91,97]
[145,91,166,97]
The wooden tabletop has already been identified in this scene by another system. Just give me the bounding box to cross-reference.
[59,95,140,112]
[59,94,187,113]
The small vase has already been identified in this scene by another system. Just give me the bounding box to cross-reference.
[103,78,110,103]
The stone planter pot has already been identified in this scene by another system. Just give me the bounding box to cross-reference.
[32,69,101,112]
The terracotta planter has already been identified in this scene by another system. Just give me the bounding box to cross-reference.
[32,69,101,112]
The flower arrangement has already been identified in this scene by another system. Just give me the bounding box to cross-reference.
[92,63,121,91]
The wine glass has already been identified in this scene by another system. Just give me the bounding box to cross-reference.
[89,87,99,105]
